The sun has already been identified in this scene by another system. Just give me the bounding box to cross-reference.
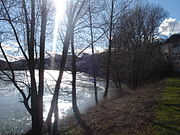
[52,0,66,14]
[52,0,67,53]
[52,0,66,22]
[53,0,61,5]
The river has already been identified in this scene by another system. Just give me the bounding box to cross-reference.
[0,70,105,134]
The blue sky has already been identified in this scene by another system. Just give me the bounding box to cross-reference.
[145,0,180,37]
[147,0,180,20]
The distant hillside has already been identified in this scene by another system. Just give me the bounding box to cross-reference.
[0,54,105,77]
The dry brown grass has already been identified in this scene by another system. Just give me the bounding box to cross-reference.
[60,81,164,135]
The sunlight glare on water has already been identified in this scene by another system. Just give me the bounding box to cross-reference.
[0,70,105,134]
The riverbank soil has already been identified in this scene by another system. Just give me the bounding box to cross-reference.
[59,78,180,135]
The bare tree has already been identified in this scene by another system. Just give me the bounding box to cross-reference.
[104,0,114,98]
[88,0,98,103]
[71,25,92,135]
[111,2,168,88]
[0,0,48,134]
[45,1,88,134]
[38,0,47,133]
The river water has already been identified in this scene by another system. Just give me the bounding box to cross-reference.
[0,70,105,134]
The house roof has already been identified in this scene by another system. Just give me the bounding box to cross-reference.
[166,34,180,43]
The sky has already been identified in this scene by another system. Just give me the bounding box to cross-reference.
[147,0,180,37]
[1,0,180,59]
[147,0,180,20]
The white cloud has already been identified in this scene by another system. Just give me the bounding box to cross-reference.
[159,18,180,37]
[1,43,17,51]
[0,42,23,61]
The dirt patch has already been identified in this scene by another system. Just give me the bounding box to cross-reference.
[59,81,164,135]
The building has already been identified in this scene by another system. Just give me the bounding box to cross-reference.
[161,34,180,72]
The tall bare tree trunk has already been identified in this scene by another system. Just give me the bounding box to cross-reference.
[29,0,40,134]
[71,27,92,135]
[46,20,74,135]
[104,0,114,98]
[89,0,98,104]
[38,0,47,134]
[45,1,87,134]
[71,31,79,115]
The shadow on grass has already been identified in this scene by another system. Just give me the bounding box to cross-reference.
[115,107,180,135]
[161,103,180,112]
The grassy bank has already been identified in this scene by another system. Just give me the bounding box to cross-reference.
[59,82,163,135]
[60,78,180,135]
[153,77,180,135]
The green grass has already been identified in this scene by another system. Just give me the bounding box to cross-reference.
[153,77,180,135]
